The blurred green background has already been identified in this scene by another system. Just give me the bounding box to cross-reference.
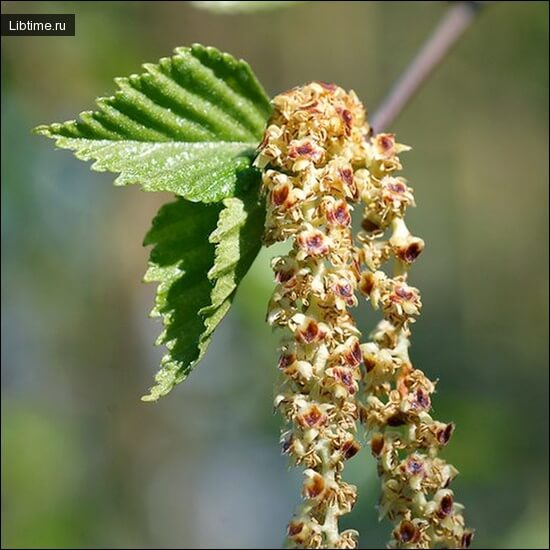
[1,1,548,548]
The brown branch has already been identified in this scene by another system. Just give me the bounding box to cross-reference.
[371,1,489,134]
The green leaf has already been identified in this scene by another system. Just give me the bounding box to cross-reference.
[142,172,265,401]
[34,44,271,398]
[34,44,271,202]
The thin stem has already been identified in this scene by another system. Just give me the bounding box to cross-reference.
[371,1,488,133]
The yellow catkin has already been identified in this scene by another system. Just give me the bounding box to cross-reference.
[256,82,471,549]
[357,133,473,549]
[256,82,368,549]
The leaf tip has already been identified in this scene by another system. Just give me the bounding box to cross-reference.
[113,76,128,88]
[140,393,158,403]
[190,42,207,54]
[32,124,54,137]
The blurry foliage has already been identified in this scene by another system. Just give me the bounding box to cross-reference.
[191,1,305,14]
[1,1,548,549]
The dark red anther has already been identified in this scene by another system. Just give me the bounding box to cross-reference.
[402,242,423,263]
[304,474,325,498]
[361,218,380,233]
[344,340,362,367]
[387,412,407,427]
[398,520,418,543]
[370,435,385,456]
[275,268,294,284]
[437,494,454,518]
[405,456,425,476]
[281,434,293,454]
[339,168,354,186]
[461,531,474,548]
[317,81,337,91]
[341,439,361,460]
[387,182,406,193]
[364,356,376,373]
[287,521,304,537]
[413,388,431,410]
[376,133,395,154]
[272,184,290,206]
[359,272,375,296]
[394,286,414,301]
[340,109,353,135]
[438,423,455,446]
[299,405,325,428]
[334,367,354,389]
[297,320,321,344]
[278,354,296,370]
[327,201,351,226]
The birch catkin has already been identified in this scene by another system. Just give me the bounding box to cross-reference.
[256,82,368,549]
[357,133,473,549]
[256,82,471,549]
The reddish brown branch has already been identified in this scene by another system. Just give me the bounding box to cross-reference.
[371,2,488,133]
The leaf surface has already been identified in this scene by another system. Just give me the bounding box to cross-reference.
[142,178,265,401]
[35,44,271,202]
